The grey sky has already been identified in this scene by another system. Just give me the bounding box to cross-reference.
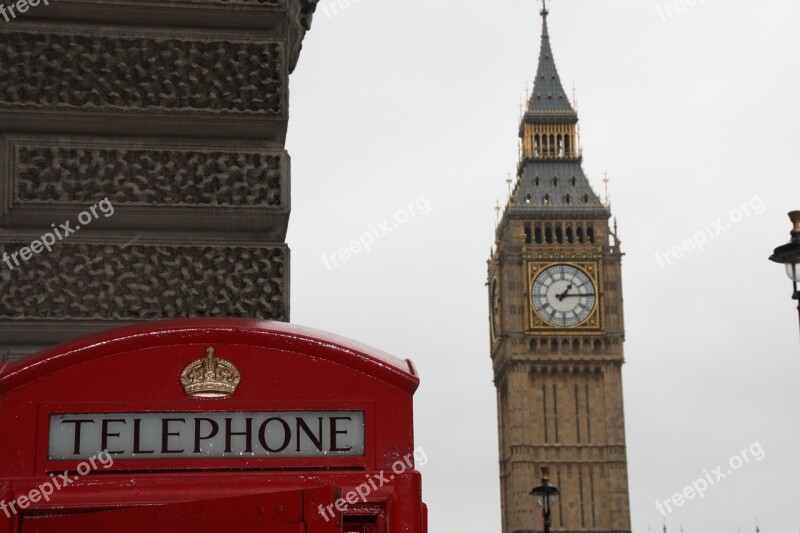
[287,0,800,530]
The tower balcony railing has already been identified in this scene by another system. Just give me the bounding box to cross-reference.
[517,150,583,174]
[525,149,582,160]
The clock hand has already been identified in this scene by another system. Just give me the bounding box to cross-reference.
[560,293,596,298]
[555,284,573,301]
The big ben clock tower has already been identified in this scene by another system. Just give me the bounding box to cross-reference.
[489,5,632,533]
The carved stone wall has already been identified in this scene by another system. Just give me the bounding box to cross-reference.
[0,242,287,321]
[12,143,284,207]
[0,0,318,359]
[0,31,284,114]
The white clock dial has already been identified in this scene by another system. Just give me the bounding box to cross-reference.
[531,264,597,327]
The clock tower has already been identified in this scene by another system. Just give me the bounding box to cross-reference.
[488,5,632,533]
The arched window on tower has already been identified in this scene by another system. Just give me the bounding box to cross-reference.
[577,225,585,243]
[549,134,556,157]
[552,177,559,187]
[524,223,532,244]
[557,135,564,158]
[545,225,553,244]
[572,339,580,353]
[570,176,577,187]
[587,225,595,244]
[550,339,559,353]
[555,225,563,244]
[529,339,538,352]
[583,193,590,204]
[566,225,574,243]
[534,176,541,187]
[535,225,543,244]
[593,340,602,353]
[525,193,532,204]
[565,194,572,205]
[543,194,551,206]
[565,136,571,157]
[534,135,540,157]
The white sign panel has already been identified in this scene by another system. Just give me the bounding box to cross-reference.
[49,411,365,460]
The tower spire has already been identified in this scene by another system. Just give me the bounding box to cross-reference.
[508,4,607,216]
[526,1,575,116]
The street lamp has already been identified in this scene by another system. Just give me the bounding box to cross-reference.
[530,466,560,533]
[769,211,800,335]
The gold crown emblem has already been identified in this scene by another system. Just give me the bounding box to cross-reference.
[180,347,241,398]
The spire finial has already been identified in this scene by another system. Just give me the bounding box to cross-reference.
[540,0,550,38]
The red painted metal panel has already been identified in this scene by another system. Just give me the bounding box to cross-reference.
[20,489,334,533]
[304,487,342,533]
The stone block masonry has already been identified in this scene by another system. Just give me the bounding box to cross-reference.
[0,0,319,359]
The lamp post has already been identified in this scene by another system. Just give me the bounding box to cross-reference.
[530,466,560,533]
[769,211,800,336]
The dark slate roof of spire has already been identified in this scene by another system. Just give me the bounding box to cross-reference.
[508,161,608,218]
[527,7,576,116]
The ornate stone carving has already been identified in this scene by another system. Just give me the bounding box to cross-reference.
[0,243,287,320]
[298,0,319,29]
[0,32,283,114]
[12,144,284,207]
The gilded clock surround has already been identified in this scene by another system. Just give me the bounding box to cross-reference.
[527,261,602,331]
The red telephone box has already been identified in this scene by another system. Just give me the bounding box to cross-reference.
[0,319,427,532]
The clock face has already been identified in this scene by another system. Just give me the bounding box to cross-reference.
[531,264,597,327]
[490,277,501,339]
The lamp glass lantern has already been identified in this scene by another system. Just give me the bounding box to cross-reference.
[786,262,800,284]
[770,210,800,341]
[770,211,800,289]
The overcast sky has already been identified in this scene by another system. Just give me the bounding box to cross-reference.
[286,1,800,531]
